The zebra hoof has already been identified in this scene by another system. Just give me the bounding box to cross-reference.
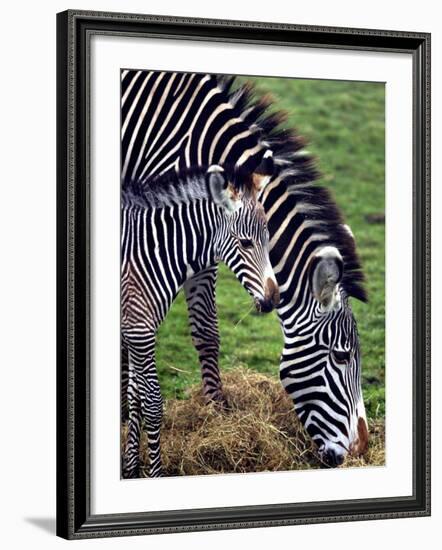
[205,391,229,411]
[215,397,230,411]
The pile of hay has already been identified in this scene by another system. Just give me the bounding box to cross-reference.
[122,368,385,477]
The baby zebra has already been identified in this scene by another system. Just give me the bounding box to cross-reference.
[121,165,279,478]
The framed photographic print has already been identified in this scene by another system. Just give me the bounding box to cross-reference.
[56,10,431,539]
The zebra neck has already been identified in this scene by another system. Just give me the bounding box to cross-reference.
[122,199,223,296]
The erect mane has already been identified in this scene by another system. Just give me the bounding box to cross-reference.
[121,164,257,210]
[221,76,367,302]
[217,75,320,182]
[122,167,210,209]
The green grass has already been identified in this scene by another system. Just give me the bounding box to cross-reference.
[156,76,385,421]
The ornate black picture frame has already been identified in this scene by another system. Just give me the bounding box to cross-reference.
[56,9,431,539]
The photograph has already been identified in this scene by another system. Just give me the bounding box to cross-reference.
[120,70,385,479]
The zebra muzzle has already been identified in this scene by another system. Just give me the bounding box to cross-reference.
[260,278,280,312]
[255,298,273,313]
[255,290,279,314]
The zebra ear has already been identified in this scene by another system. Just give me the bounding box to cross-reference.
[310,246,344,310]
[252,150,274,191]
[206,165,243,213]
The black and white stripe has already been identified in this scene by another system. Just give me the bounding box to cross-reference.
[121,167,277,477]
[122,71,269,185]
[121,70,370,469]
[260,178,368,466]
[121,71,275,408]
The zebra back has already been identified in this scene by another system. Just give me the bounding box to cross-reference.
[122,71,273,186]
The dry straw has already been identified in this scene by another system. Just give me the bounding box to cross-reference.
[121,368,385,477]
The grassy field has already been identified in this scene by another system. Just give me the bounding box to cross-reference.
[155,76,385,422]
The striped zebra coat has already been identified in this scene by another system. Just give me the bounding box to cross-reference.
[122,70,369,470]
[121,166,278,477]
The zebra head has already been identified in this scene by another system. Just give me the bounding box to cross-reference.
[207,165,279,313]
[278,242,369,467]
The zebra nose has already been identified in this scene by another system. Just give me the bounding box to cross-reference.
[257,299,274,313]
[322,448,345,468]
[265,278,280,308]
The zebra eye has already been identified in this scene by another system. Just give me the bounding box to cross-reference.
[239,238,254,249]
[332,350,351,364]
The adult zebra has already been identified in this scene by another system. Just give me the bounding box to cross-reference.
[121,165,278,478]
[121,70,369,469]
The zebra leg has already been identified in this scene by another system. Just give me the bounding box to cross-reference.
[138,364,164,477]
[121,341,129,422]
[122,346,142,479]
[183,266,225,405]
[123,331,164,478]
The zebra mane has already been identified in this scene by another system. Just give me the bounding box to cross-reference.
[282,177,367,302]
[122,167,210,209]
[220,76,367,302]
